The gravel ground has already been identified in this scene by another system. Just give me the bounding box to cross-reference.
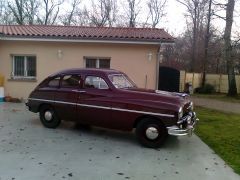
[0,102,239,180]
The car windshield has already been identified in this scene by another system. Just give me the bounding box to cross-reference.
[109,74,136,89]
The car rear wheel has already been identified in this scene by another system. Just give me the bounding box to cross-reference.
[39,105,61,128]
[136,118,167,148]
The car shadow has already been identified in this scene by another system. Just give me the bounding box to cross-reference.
[162,136,180,149]
[29,117,43,126]
[72,123,138,146]
[71,122,181,150]
[30,118,181,149]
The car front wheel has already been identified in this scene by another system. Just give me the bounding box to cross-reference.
[136,118,167,148]
[39,105,61,128]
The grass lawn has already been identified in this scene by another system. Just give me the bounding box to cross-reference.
[195,107,240,175]
[192,93,240,103]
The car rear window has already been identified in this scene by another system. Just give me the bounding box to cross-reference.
[48,77,60,87]
[61,75,81,88]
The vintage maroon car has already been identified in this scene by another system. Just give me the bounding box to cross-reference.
[26,68,198,148]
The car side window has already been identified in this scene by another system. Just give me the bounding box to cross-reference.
[48,76,60,88]
[61,75,81,88]
[84,76,108,89]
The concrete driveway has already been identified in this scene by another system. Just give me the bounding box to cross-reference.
[0,103,239,180]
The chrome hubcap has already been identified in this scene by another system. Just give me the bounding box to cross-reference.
[146,127,159,140]
[44,111,53,121]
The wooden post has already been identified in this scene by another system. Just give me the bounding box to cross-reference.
[192,73,195,90]
[219,74,222,93]
[183,71,186,92]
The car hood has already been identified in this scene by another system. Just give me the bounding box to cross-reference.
[118,88,190,107]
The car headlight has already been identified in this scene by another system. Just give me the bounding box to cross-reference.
[178,107,183,120]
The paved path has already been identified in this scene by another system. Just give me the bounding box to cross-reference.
[191,97,240,114]
[0,102,239,180]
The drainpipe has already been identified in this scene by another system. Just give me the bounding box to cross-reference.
[145,75,148,89]
[156,44,161,90]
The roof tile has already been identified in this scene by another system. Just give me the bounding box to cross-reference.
[0,25,174,42]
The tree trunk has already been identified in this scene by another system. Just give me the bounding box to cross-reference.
[202,0,212,87]
[191,2,198,72]
[224,0,237,96]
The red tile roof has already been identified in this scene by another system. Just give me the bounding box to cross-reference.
[0,25,174,43]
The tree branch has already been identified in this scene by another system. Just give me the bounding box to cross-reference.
[213,13,226,20]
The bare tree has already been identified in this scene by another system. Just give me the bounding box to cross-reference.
[0,0,13,24]
[126,0,141,27]
[232,43,240,74]
[1,0,39,25]
[89,0,117,27]
[59,0,81,25]
[25,0,40,25]
[37,0,63,25]
[224,0,237,96]
[0,0,6,18]
[201,0,212,87]
[174,27,225,74]
[8,0,27,25]
[146,0,167,28]
[106,0,117,26]
[75,6,92,26]
[177,0,208,72]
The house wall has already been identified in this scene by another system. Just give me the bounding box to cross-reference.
[0,40,158,99]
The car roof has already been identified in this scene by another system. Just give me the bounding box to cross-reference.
[49,68,123,77]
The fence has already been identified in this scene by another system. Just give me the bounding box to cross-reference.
[0,74,4,87]
[181,72,240,93]
[0,74,4,102]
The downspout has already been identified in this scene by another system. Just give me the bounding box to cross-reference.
[144,75,148,89]
[156,44,162,90]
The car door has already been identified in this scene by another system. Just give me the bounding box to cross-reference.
[33,76,61,107]
[77,75,112,127]
[54,74,82,121]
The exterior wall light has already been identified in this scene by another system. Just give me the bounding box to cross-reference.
[148,52,153,61]
[159,54,163,63]
[58,50,63,59]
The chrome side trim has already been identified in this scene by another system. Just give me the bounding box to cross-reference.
[55,100,76,106]
[71,90,86,93]
[28,98,50,102]
[112,107,174,117]
[77,103,111,110]
[28,98,76,106]
[28,98,175,117]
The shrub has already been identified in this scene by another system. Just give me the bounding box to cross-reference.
[194,84,216,94]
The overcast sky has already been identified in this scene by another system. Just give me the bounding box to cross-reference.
[157,0,187,35]
[62,0,240,37]
[160,0,240,37]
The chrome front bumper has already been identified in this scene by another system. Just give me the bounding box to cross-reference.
[167,112,199,136]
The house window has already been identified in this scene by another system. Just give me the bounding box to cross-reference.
[12,55,36,79]
[85,58,110,69]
